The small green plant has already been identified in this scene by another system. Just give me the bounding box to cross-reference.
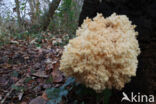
[11,71,19,77]
[73,84,112,104]
[45,77,112,104]
[46,75,53,84]
[46,77,75,104]
[11,84,25,92]
[24,77,33,83]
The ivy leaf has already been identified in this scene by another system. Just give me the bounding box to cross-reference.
[46,77,75,104]
[46,88,68,104]
[11,70,19,77]
[24,77,32,83]
[46,88,61,99]
[61,77,75,88]
[11,84,24,92]
[47,97,61,104]
[59,89,68,96]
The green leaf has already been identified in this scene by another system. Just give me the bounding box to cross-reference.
[46,87,68,104]
[59,89,68,96]
[46,88,60,99]
[21,3,25,5]
[21,7,25,10]
[46,75,53,83]
[46,77,75,104]
[24,77,32,83]
[11,71,19,77]
[11,84,25,92]
[61,77,75,88]
[47,98,61,104]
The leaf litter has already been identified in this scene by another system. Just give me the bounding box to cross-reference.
[0,38,64,104]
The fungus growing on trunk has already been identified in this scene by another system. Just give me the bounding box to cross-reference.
[60,13,140,92]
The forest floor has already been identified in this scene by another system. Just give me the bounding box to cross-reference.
[0,31,139,104]
[0,33,103,104]
[0,34,67,104]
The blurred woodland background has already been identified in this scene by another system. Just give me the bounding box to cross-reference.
[0,0,83,45]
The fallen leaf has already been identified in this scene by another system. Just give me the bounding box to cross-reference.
[29,96,47,104]
[30,38,37,44]
[45,58,52,64]
[42,92,48,101]
[32,71,48,78]
[51,70,63,83]
[21,102,27,104]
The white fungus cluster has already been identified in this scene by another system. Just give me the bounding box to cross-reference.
[59,13,140,92]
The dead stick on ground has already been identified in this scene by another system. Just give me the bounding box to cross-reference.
[1,89,13,104]
[1,78,26,104]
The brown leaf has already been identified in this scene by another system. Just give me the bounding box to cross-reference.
[29,96,47,104]
[41,92,48,101]
[51,70,63,83]
[32,71,48,78]
[21,102,27,104]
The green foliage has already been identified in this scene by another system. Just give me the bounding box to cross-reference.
[74,84,112,104]
[49,0,81,37]
[24,77,33,83]
[0,0,83,47]
[46,77,75,104]
[46,75,53,84]
[11,70,19,77]
[46,88,68,104]
[46,77,111,104]
[11,84,25,92]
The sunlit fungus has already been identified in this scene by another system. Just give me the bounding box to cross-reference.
[59,13,140,92]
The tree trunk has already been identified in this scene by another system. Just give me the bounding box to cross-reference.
[15,0,22,28]
[28,0,40,25]
[79,0,156,104]
[35,0,40,24]
[78,0,100,26]
[41,0,61,30]
[28,0,35,24]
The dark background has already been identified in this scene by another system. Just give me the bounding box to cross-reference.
[79,0,156,103]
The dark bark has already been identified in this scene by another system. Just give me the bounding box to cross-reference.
[41,0,61,30]
[78,0,100,26]
[79,0,156,104]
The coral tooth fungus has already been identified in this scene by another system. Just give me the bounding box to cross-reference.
[60,13,140,92]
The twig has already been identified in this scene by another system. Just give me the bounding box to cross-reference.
[1,89,13,104]
[1,77,26,104]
